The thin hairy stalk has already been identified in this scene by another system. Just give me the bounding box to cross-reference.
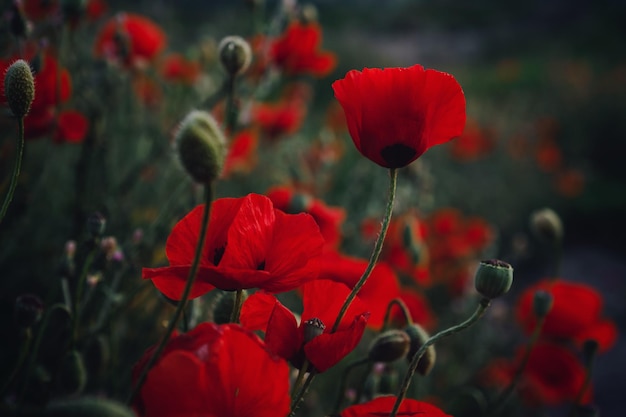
[289,370,316,417]
[382,298,413,331]
[0,117,25,224]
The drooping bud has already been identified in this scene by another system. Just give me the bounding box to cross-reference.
[87,212,107,238]
[211,290,248,324]
[532,290,553,318]
[218,36,252,76]
[367,329,410,363]
[14,294,44,328]
[43,397,136,417]
[404,323,436,376]
[4,59,35,118]
[57,350,87,396]
[530,208,563,243]
[303,318,326,343]
[474,259,513,300]
[175,110,227,184]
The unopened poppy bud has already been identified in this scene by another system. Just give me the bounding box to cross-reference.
[218,36,252,76]
[43,397,136,417]
[530,208,563,243]
[404,323,436,376]
[212,290,248,324]
[14,294,44,328]
[303,318,326,343]
[175,110,227,184]
[299,4,319,24]
[474,259,513,300]
[4,59,35,118]
[57,350,87,396]
[532,290,553,318]
[289,193,311,213]
[87,212,107,238]
[368,329,410,363]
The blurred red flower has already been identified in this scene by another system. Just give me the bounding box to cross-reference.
[240,279,368,372]
[134,323,290,417]
[251,97,307,140]
[159,53,200,84]
[142,194,325,299]
[266,186,346,248]
[86,0,108,21]
[321,251,400,330]
[22,0,59,21]
[448,118,496,161]
[222,129,259,177]
[332,64,466,168]
[270,21,336,77]
[516,279,618,352]
[54,110,89,143]
[94,12,166,67]
[340,395,451,417]
[395,287,436,331]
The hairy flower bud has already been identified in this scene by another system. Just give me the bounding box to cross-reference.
[368,329,410,363]
[404,323,436,376]
[175,110,226,184]
[530,207,563,243]
[4,59,35,118]
[532,289,553,318]
[218,36,252,76]
[474,259,513,300]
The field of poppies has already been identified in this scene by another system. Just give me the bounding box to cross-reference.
[1,1,624,416]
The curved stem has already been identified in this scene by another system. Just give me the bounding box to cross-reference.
[332,168,397,332]
[127,184,214,405]
[382,298,413,331]
[333,357,370,413]
[390,298,491,417]
[0,117,25,225]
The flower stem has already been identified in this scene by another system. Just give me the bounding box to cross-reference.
[289,370,316,417]
[0,117,25,225]
[229,289,244,323]
[0,328,32,398]
[127,183,214,405]
[390,297,491,417]
[382,298,413,331]
[332,168,397,332]
[71,247,97,346]
[291,359,310,398]
[334,357,370,413]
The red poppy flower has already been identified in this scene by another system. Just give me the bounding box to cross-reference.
[480,343,591,407]
[321,251,400,330]
[270,21,336,77]
[554,168,585,197]
[86,0,107,21]
[240,279,368,372]
[340,395,451,417]
[159,53,201,85]
[516,279,617,352]
[266,186,346,248]
[94,12,166,67]
[54,110,89,143]
[222,129,258,178]
[251,98,306,140]
[134,323,290,417]
[142,194,325,300]
[448,118,496,162]
[332,64,466,168]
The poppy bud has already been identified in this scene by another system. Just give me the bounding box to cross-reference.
[87,212,107,238]
[474,259,513,300]
[289,193,312,214]
[532,289,553,318]
[404,323,436,376]
[530,207,563,243]
[299,4,319,24]
[175,110,227,184]
[368,329,410,363]
[14,294,44,329]
[212,290,248,324]
[303,318,326,343]
[43,397,136,417]
[57,350,87,396]
[218,36,252,76]
[4,59,35,118]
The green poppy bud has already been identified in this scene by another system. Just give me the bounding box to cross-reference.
[218,36,252,76]
[368,329,410,363]
[175,110,227,184]
[532,289,553,318]
[474,259,513,300]
[44,397,136,417]
[4,59,35,118]
[530,207,563,243]
[404,323,436,376]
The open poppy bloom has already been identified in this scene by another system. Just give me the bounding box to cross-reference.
[340,395,451,417]
[133,323,290,417]
[240,279,369,372]
[332,64,466,168]
[516,279,617,352]
[142,194,325,300]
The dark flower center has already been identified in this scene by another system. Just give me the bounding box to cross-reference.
[303,317,326,343]
[380,144,417,168]
[257,261,266,270]
[213,245,225,265]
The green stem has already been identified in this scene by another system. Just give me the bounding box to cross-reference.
[333,357,370,413]
[127,184,214,405]
[0,117,25,225]
[289,370,316,417]
[291,359,310,398]
[487,315,547,416]
[0,328,32,398]
[225,76,237,134]
[229,289,244,323]
[390,298,491,417]
[71,248,97,346]
[382,298,413,331]
[332,168,397,332]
